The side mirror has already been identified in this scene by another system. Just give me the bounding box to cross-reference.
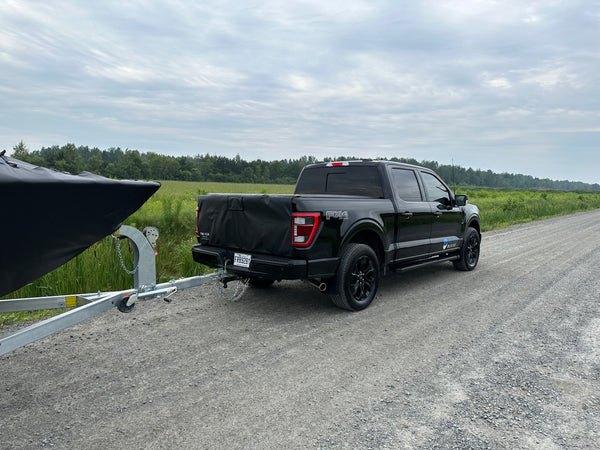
[455,194,468,207]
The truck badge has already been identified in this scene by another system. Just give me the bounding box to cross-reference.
[325,210,349,220]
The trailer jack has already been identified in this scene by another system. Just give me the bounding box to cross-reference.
[0,226,230,356]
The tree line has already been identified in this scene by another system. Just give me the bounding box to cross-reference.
[9,141,600,191]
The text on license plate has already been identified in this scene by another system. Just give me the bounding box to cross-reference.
[233,253,252,268]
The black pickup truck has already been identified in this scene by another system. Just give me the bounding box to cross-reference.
[193,160,481,311]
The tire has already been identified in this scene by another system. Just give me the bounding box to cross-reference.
[329,243,380,311]
[116,295,136,313]
[249,277,275,288]
[453,227,480,271]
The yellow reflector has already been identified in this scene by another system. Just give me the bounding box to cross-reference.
[66,296,77,308]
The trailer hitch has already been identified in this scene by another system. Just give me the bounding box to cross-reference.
[221,276,240,289]
[218,276,249,302]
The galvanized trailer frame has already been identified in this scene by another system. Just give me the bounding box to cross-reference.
[0,225,233,357]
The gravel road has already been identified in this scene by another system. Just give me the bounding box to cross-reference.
[2,210,600,449]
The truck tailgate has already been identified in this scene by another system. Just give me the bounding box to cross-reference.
[197,194,294,257]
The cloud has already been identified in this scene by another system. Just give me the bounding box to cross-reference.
[483,75,513,90]
[0,0,599,183]
[519,65,583,89]
[496,108,534,118]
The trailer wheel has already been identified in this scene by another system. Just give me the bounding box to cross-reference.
[249,277,275,288]
[329,243,380,311]
[116,295,136,313]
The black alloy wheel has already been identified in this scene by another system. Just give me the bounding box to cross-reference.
[453,227,480,271]
[329,243,380,311]
[350,254,377,302]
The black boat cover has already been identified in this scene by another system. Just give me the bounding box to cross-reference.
[0,154,160,297]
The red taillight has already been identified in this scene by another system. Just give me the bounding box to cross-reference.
[292,213,320,247]
[195,206,200,236]
[327,161,349,167]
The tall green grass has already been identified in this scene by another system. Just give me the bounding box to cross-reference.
[2,182,600,327]
[465,189,600,231]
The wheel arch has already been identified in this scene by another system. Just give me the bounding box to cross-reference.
[467,217,481,237]
[342,222,385,266]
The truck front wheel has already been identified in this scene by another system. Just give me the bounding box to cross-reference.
[453,227,480,271]
[329,243,380,311]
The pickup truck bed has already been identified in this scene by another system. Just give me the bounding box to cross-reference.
[193,160,481,311]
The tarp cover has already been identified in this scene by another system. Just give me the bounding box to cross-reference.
[0,154,160,297]
[197,194,294,257]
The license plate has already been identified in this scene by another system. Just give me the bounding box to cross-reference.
[233,253,252,268]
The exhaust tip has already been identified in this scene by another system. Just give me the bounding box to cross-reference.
[307,280,328,292]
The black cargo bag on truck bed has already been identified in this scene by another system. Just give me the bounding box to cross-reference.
[196,194,294,258]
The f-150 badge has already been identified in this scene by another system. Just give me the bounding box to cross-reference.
[325,210,349,220]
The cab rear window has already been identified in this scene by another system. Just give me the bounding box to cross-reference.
[295,166,384,198]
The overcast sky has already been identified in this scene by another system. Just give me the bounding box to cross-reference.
[1,1,598,183]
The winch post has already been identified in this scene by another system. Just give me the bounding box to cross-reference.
[116,225,156,291]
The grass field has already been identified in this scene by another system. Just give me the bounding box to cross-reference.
[156,180,295,196]
[2,181,600,327]
[465,188,600,231]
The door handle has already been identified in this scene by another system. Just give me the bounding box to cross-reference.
[434,211,443,217]
[400,211,413,218]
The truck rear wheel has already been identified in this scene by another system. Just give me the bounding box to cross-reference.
[329,243,380,311]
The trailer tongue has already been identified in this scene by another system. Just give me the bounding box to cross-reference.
[0,225,234,356]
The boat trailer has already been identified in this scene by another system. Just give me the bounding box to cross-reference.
[0,225,244,357]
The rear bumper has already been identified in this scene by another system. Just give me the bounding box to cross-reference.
[192,245,338,280]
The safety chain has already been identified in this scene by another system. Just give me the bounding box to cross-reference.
[219,259,249,302]
[218,277,249,302]
[112,235,138,275]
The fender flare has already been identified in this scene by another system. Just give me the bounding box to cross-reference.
[339,219,387,262]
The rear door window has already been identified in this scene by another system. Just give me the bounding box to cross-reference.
[296,166,383,198]
[390,168,422,202]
